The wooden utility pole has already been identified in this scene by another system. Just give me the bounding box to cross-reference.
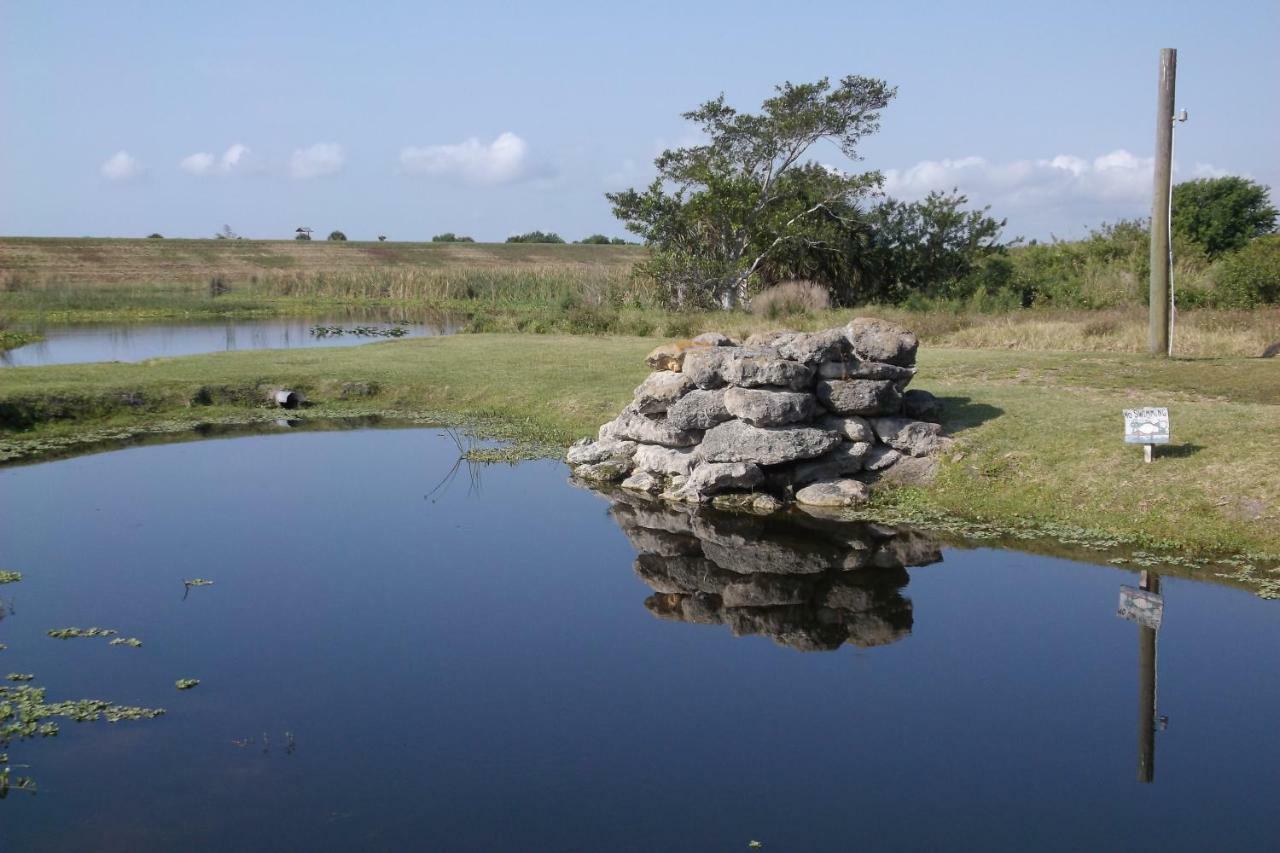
[1149,48,1177,356]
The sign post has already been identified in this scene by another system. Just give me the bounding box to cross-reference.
[1124,407,1170,463]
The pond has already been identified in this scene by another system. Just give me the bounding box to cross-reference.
[0,314,459,367]
[0,428,1277,851]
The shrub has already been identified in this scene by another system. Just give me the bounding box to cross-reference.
[327,230,347,241]
[295,233,311,241]
[578,234,612,244]
[749,280,831,318]
[506,231,565,244]
[431,233,475,242]
[1208,236,1280,308]
[146,233,163,239]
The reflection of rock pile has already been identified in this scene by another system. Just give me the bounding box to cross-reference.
[567,320,951,510]
[605,490,942,652]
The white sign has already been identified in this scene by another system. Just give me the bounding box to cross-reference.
[1118,585,1164,630]
[1124,407,1170,445]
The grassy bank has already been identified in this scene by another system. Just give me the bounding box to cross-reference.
[2,334,1277,558]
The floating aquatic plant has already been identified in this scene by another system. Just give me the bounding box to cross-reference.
[310,324,408,338]
[108,638,143,648]
[174,679,200,691]
[47,627,117,639]
[183,579,214,587]
[5,674,34,683]
[0,571,20,585]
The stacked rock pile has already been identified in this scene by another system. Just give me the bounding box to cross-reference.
[604,490,941,652]
[567,319,950,509]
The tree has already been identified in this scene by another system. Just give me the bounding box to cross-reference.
[431,232,475,242]
[215,224,239,240]
[294,232,311,241]
[146,233,164,239]
[607,76,895,307]
[1172,176,1277,258]
[578,234,612,244]
[864,189,1009,302]
[327,230,347,241]
[378,235,387,242]
[506,231,565,243]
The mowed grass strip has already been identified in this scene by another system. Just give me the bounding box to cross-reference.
[1,335,1276,554]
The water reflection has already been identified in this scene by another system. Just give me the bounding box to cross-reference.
[1119,571,1166,783]
[601,490,941,652]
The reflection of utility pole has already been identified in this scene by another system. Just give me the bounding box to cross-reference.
[1119,570,1164,783]
[1136,572,1160,783]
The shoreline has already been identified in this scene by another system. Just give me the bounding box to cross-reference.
[2,334,1276,560]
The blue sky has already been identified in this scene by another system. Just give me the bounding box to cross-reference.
[2,0,1276,241]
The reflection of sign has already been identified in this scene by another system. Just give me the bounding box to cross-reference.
[1118,585,1163,629]
[1124,408,1170,444]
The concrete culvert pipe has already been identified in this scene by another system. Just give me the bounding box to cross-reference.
[272,389,302,409]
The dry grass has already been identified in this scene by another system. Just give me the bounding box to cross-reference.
[749,280,831,317]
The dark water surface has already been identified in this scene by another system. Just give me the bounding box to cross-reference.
[1,315,457,367]
[0,429,1277,852]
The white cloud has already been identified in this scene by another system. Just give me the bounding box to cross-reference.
[399,132,532,185]
[180,144,255,176]
[878,149,1236,236]
[101,150,143,181]
[179,152,215,175]
[289,142,345,180]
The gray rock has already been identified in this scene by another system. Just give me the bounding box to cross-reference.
[633,443,697,477]
[845,317,919,367]
[723,351,814,390]
[573,458,633,484]
[674,461,765,501]
[863,445,901,471]
[681,347,733,389]
[771,328,850,364]
[790,441,871,487]
[743,330,790,347]
[665,388,732,430]
[817,359,917,382]
[816,414,875,442]
[620,470,662,493]
[691,331,735,347]
[601,409,702,447]
[869,417,948,457]
[795,478,871,507]
[723,387,817,426]
[632,371,693,414]
[868,454,941,486]
[710,492,785,514]
[566,436,636,466]
[815,379,903,416]
[699,419,841,466]
[903,389,943,421]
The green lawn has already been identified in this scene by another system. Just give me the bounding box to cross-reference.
[2,334,1277,557]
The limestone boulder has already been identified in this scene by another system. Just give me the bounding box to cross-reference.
[817,359,917,383]
[723,387,817,426]
[633,443,697,477]
[815,379,903,416]
[863,444,901,472]
[566,436,636,466]
[699,419,841,466]
[817,414,875,443]
[691,331,736,347]
[671,461,764,502]
[771,328,850,364]
[845,318,919,367]
[795,478,871,508]
[600,409,702,447]
[620,470,662,493]
[665,388,732,431]
[681,348,732,389]
[573,457,633,484]
[789,441,871,487]
[632,371,693,414]
[869,416,949,457]
[903,389,943,422]
[722,351,815,390]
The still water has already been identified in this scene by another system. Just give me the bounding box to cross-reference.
[1,316,458,367]
[0,428,1277,851]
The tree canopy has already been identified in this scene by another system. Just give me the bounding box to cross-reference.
[327,230,347,241]
[506,231,565,244]
[607,76,895,307]
[1172,176,1277,258]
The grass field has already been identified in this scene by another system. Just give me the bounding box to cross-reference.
[2,334,1277,559]
[3,238,1277,357]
